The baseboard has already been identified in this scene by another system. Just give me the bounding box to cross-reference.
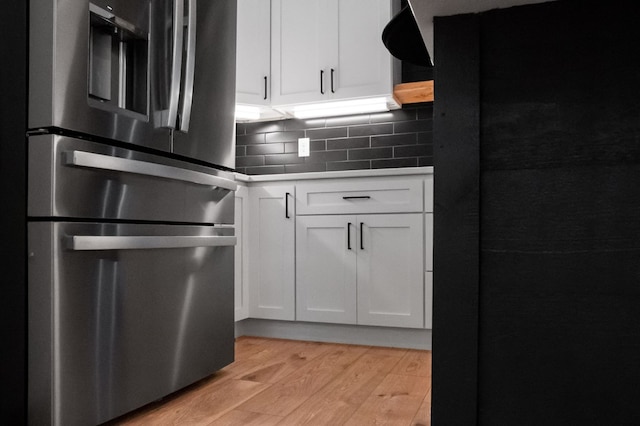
[235,318,432,350]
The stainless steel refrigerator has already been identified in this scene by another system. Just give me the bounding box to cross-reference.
[26,0,238,424]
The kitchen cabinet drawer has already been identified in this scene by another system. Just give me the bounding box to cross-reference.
[296,177,423,215]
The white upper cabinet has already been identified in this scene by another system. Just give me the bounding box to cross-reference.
[332,0,395,100]
[271,0,327,105]
[271,0,396,107]
[236,0,271,106]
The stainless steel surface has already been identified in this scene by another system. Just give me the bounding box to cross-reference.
[29,0,238,168]
[68,234,237,250]
[179,0,197,132]
[172,0,237,168]
[28,221,235,425]
[28,135,235,223]
[64,150,238,190]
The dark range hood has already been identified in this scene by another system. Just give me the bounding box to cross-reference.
[382,5,432,67]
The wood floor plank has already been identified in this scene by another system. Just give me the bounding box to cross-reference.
[234,336,271,360]
[411,386,432,426]
[344,373,430,426]
[277,351,403,425]
[118,379,270,425]
[218,338,315,383]
[236,343,369,417]
[364,346,408,358]
[206,409,283,426]
[237,340,333,384]
[392,350,432,377]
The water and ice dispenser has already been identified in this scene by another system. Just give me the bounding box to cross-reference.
[88,3,148,116]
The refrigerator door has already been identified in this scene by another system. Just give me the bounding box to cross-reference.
[28,221,235,425]
[30,0,236,163]
[172,0,238,168]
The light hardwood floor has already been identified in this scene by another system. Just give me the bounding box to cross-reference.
[107,337,432,426]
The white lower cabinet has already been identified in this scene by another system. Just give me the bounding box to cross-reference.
[234,185,250,321]
[248,184,296,320]
[296,215,357,324]
[357,214,424,328]
[296,213,424,328]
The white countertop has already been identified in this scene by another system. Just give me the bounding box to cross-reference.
[235,166,433,183]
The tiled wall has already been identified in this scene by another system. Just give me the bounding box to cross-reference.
[235,103,433,175]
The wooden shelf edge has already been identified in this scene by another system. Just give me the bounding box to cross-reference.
[393,80,434,106]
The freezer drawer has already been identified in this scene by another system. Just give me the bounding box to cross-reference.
[28,221,235,426]
[28,135,236,224]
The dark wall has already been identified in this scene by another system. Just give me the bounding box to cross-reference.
[0,1,27,423]
[433,0,640,424]
[235,103,433,174]
[431,12,481,426]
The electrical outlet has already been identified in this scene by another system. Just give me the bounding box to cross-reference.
[298,137,310,157]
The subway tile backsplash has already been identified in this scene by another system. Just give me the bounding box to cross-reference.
[235,103,433,175]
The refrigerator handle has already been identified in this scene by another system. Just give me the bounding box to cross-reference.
[162,0,184,129]
[179,0,197,132]
[67,235,237,251]
[64,150,238,191]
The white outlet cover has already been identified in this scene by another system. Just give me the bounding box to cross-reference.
[298,137,310,157]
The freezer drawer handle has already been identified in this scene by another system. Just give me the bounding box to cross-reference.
[67,235,237,251]
[64,150,238,191]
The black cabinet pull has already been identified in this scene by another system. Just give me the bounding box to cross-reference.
[360,222,364,250]
[320,70,325,94]
[331,68,335,93]
[342,195,371,200]
[263,76,268,100]
[347,222,352,250]
[285,192,291,219]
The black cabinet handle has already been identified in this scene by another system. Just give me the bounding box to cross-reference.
[263,76,268,100]
[360,222,364,250]
[285,192,291,219]
[347,222,352,250]
[320,70,325,94]
[331,68,335,93]
[342,196,371,200]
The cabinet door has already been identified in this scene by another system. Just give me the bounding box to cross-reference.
[236,0,271,105]
[296,215,357,324]
[357,213,424,328]
[248,184,295,320]
[331,0,393,100]
[234,185,250,321]
[271,0,330,105]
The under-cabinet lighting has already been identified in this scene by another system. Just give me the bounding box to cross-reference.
[235,104,260,121]
[292,97,389,119]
